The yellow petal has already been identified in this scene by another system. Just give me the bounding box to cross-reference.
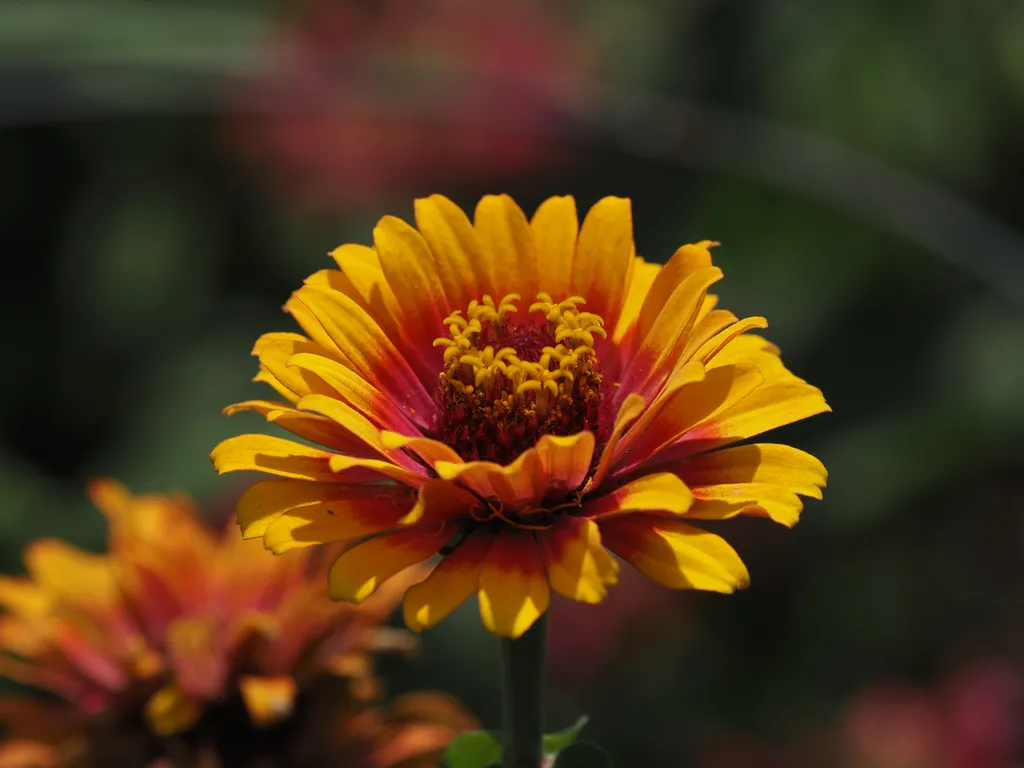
[530,195,577,301]
[210,434,338,482]
[251,332,334,404]
[582,473,694,519]
[475,194,539,304]
[634,241,716,350]
[693,316,769,365]
[223,399,374,455]
[0,579,50,617]
[599,515,749,593]
[673,381,831,457]
[571,196,634,333]
[403,530,494,633]
[295,394,422,472]
[673,444,827,499]
[236,479,342,539]
[538,517,618,604]
[145,683,202,737]
[381,431,465,468]
[263,485,413,554]
[239,675,297,727]
[414,194,486,307]
[328,528,447,604]
[478,531,550,638]
[613,257,661,344]
[24,540,117,608]
[687,483,806,527]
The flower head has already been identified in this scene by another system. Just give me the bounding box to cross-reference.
[213,194,830,638]
[0,481,473,767]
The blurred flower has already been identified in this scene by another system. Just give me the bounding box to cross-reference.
[213,193,829,639]
[0,481,475,768]
[546,565,678,688]
[842,665,1023,768]
[225,0,594,210]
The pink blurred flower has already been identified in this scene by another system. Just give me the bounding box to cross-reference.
[225,0,595,210]
[546,566,681,689]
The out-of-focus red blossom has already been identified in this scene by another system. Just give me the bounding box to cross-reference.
[547,566,679,688]
[224,0,595,210]
[842,665,1022,768]
[0,481,477,768]
[698,664,1023,768]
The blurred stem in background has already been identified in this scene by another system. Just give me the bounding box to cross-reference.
[501,615,547,768]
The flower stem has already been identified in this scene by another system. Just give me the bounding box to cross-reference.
[500,614,547,768]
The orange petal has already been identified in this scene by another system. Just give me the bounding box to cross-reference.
[599,514,749,593]
[403,530,495,633]
[475,194,539,303]
[239,675,297,727]
[400,479,483,526]
[530,195,577,301]
[538,516,617,603]
[166,618,225,699]
[534,432,595,496]
[571,197,634,334]
[288,353,422,434]
[328,245,439,387]
[618,266,723,404]
[373,215,450,359]
[328,528,448,604]
[615,364,764,473]
[587,392,646,491]
[582,473,693,519]
[478,530,550,638]
[290,284,434,423]
[435,449,546,510]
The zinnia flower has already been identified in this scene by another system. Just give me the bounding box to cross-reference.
[212,194,829,639]
[0,481,474,768]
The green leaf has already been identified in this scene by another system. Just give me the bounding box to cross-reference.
[543,715,591,755]
[554,742,614,768]
[444,731,502,768]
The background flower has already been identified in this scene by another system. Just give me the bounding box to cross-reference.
[0,482,475,768]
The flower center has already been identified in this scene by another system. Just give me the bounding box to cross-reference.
[431,293,607,463]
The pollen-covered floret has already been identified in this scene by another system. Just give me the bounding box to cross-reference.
[432,292,607,463]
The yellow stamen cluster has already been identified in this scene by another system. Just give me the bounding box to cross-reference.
[434,293,605,404]
[432,293,607,462]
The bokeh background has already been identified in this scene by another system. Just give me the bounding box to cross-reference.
[3,0,1024,765]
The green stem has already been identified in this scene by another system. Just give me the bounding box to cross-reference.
[500,614,547,768]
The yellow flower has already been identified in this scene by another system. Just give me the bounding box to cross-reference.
[212,194,829,639]
[0,481,473,768]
